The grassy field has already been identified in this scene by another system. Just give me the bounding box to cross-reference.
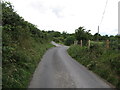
[68,43,120,89]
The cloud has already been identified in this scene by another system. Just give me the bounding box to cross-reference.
[5,0,119,35]
[51,7,64,18]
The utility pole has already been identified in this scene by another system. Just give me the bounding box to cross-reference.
[98,26,99,34]
[118,1,120,36]
[97,26,99,41]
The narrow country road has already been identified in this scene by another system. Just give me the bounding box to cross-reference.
[28,41,111,88]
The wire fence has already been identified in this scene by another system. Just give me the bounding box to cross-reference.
[74,39,120,51]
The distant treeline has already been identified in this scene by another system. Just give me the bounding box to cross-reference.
[49,26,120,49]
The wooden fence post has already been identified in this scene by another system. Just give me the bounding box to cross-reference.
[74,41,76,45]
[88,40,90,49]
[106,40,110,49]
[74,41,78,45]
[80,40,82,47]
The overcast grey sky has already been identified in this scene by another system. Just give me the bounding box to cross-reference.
[5,0,119,35]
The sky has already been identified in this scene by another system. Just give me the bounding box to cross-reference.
[5,0,120,35]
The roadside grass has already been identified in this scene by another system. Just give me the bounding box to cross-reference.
[2,1,55,88]
[3,39,54,88]
[68,44,120,89]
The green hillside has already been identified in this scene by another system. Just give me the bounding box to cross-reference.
[2,1,54,88]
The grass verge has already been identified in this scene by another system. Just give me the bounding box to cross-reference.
[3,42,54,88]
[68,44,120,89]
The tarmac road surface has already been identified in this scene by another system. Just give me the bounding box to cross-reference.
[28,42,111,88]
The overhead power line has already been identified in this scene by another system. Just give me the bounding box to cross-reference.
[99,0,109,25]
[97,0,108,40]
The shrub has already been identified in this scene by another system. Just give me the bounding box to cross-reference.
[64,36,75,46]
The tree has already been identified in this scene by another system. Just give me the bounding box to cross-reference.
[75,27,91,45]
[93,33,101,41]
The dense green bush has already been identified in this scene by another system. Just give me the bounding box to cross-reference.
[64,36,75,46]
